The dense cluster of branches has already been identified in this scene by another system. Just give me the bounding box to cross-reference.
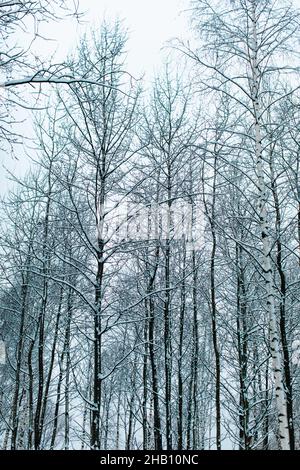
[0,0,81,148]
[1,0,300,450]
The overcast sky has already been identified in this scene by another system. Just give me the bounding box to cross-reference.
[0,0,190,194]
[44,0,189,76]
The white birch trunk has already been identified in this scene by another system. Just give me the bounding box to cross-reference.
[250,0,290,450]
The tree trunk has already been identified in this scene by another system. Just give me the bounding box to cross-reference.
[250,1,289,450]
[177,243,186,450]
[148,245,162,450]
[236,243,250,449]
[11,273,29,450]
[270,158,294,449]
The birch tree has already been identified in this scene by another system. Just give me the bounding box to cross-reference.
[179,0,300,450]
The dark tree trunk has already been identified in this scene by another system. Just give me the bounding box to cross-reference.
[148,245,162,450]
[270,168,294,449]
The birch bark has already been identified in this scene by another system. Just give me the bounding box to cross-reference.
[250,0,289,450]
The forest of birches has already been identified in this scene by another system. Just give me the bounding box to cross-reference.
[1,0,300,451]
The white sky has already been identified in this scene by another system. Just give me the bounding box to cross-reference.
[0,0,190,194]
[43,0,189,76]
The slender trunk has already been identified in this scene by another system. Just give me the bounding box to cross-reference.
[50,284,73,450]
[39,283,64,438]
[270,160,294,449]
[187,247,199,450]
[177,243,186,450]
[115,388,122,449]
[164,176,172,450]
[236,244,250,449]
[34,188,51,450]
[50,361,64,449]
[103,388,112,450]
[142,310,150,449]
[148,245,162,450]
[126,395,134,450]
[263,359,270,450]
[91,182,105,450]
[27,326,39,449]
[250,2,289,449]
[64,285,72,450]
[204,153,221,450]
[81,355,92,450]
[11,274,29,450]
[211,222,221,450]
